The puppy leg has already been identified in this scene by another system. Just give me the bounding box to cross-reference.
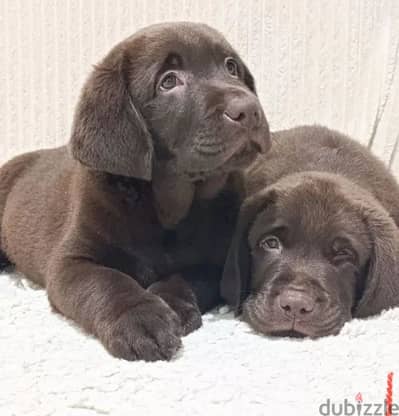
[148,274,202,336]
[148,265,222,335]
[47,258,183,361]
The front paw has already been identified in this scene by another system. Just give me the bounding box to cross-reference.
[148,276,202,336]
[100,294,183,361]
[163,297,202,336]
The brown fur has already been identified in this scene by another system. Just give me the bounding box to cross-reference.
[221,125,399,337]
[0,22,270,360]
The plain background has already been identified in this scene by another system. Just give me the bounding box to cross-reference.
[1,0,399,174]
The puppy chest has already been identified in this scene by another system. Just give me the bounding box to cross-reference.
[106,180,237,276]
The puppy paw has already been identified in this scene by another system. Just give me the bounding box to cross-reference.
[101,294,183,361]
[148,275,202,336]
[164,297,202,336]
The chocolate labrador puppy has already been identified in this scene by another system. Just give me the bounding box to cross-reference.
[222,125,399,338]
[0,22,270,360]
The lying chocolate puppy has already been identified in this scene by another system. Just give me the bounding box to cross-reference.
[0,22,270,360]
[222,125,399,338]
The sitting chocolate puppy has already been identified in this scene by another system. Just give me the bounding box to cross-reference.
[0,22,270,360]
[222,125,399,338]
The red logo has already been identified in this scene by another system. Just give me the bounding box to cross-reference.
[386,372,394,416]
[355,392,363,403]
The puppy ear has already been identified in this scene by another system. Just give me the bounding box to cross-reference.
[354,203,399,317]
[70,46,153,180]
[221,189,276,313]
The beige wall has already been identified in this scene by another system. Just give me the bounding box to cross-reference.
[1,0,399,174]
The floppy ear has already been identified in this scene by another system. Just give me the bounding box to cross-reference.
[69,45,153,180]
[354,202,399,317]
[221,189,276,313]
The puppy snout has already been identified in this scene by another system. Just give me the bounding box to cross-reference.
[223,97,261,130]
[278,289,316,321]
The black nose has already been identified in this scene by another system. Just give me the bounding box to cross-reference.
[278,289,316,320]
[223,97,261,129]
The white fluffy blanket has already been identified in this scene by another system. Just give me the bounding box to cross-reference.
[1,271,398,416]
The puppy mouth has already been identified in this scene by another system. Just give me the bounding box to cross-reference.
[227,140,262,164]
[250,316,340,338]
[243,302,345,339]
[192,139,259,175]
[196,140,257,157]
[269,330,306,339]
[196,142,227,156]
[247,313,313,338]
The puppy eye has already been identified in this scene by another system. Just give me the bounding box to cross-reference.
[331,238,357,264]
[159,72,181,91]
[334,249,353,259]
[225,58,239,77]
[258,235,281,251]
[332,247,356,264]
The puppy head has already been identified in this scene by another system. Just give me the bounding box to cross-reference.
[221,172,399,338]
[70,22,270,181]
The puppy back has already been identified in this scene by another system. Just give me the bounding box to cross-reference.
[245,125,399,225]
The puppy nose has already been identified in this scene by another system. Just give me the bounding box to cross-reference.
[278,289,316,320]
[223,97,261,129]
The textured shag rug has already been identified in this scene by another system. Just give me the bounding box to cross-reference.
[1,271,398,416]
